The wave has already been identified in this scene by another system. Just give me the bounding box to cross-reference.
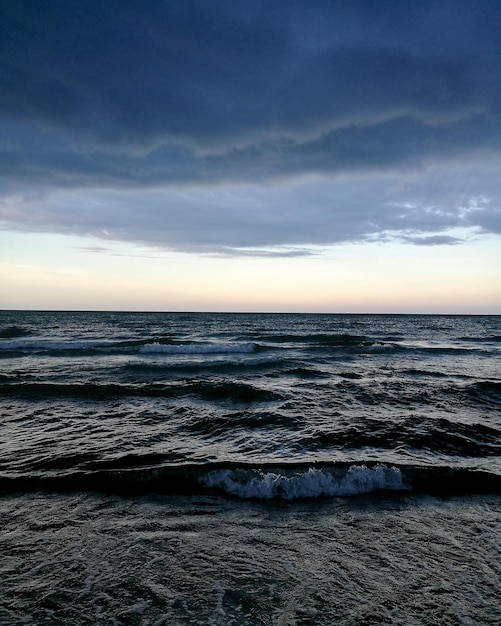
[284,366,332,379]
[1,334,494,360]
[0,337,257,357]
[0,339,117,351]
[0,380,280,403]
[248,332,496,356]
[1,461,500,499]
[0,325,32,339]
[185,381,281,403]
[457,335,501,343]
[122,356,287,376]
[253,333,370,347]
[201,464,405,499]
[468,381,501,407]
[361,343,473,355]
[140,341,256,355]
[402,368,449,378]
[474,381,501,393]
[252,333,494,357]
[303,416,501,457]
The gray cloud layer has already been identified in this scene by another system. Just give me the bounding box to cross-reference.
[3,166,499,255]
[1,0,500,252]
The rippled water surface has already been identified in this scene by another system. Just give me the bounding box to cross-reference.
[2,492,500,625]
[1,311,500,623]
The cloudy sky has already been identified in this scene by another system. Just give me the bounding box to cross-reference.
[1,0,500,312]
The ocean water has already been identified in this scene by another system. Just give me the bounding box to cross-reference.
[1,311,500,625]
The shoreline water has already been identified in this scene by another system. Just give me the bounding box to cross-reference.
[2,490,500,625]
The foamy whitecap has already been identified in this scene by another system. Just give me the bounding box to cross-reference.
[139,342,256,355]
[201,465,406,500]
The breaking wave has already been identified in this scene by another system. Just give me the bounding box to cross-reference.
[201,465,405,499]
[2,461,501,499]
[140,341,256,355]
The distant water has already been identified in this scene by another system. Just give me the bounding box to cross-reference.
[1,311,500,624]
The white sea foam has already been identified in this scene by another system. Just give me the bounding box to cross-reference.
[202,465,406,500]
[139,342,256,355]
[365,342,400,353]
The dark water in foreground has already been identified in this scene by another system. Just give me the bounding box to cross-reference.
[1,311,500,624]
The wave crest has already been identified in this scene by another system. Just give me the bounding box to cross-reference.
[2,461,501,498]
[140,341,256,355]
[201,465,406,499]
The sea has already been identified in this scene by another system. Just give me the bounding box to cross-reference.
[1,310,500,625]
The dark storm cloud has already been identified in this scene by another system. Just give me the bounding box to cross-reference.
[2,0,500,164]
[1,0,500,251]
[2,114,500,188]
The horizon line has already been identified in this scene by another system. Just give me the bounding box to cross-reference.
[1,309,499,316]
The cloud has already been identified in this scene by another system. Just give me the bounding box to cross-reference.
[1,114,500,191]
[399,235,463,246]
[1,162,499,255]
[2,1,500,161]
[0,0,500,253]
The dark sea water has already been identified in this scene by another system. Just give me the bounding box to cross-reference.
[1,311,500,625]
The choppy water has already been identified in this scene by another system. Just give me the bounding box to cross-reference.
[1,311,500,624]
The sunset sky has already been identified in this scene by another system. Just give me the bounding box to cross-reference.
[1,0,500,312]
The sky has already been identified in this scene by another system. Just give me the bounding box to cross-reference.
[1,0,500,313]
